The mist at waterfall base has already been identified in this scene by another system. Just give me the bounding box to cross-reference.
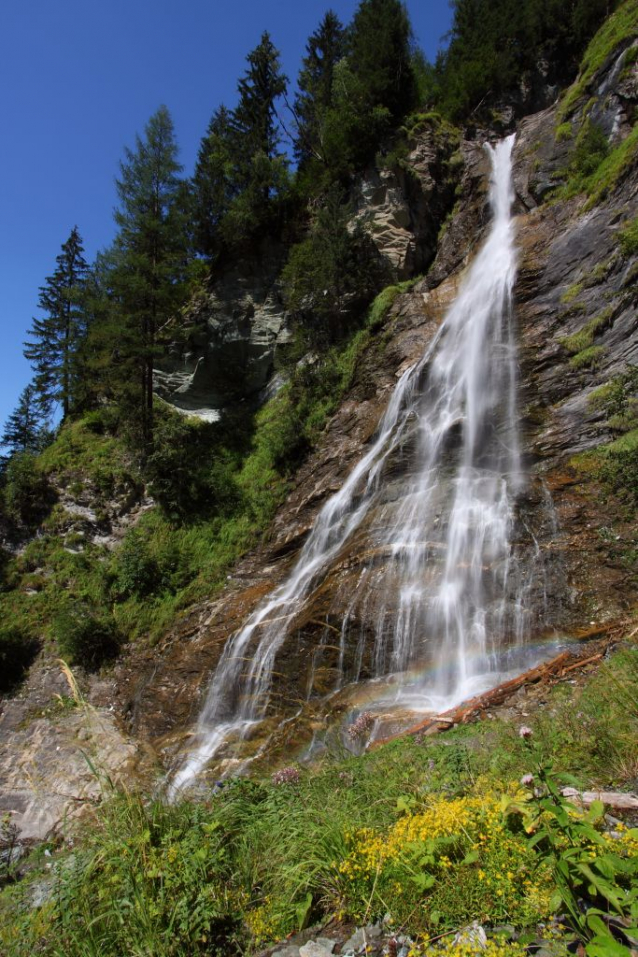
[171,135,561,793]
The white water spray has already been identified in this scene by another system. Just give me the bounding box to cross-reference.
[172,135,536,792]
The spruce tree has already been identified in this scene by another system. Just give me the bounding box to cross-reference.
[110,105,190,453]
[1,384,49,456]
[229,31,289,222]
[192,105,236,258]
[294,11,346,166]
[349,0,417,121]
[23,226,88,418]
[233,32,288,171]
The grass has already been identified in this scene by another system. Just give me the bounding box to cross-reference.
[560,306,614,354]
[555,121,573,143]
[560,281,583,305]
[558,0,638,120]
[583,124,638,209]
[619,215,638,257]
[2,643,637,956]
[569,344,607,370]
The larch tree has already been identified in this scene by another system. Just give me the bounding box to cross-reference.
[110,105,190,454]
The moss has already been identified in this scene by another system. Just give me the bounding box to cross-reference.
[558,0,638,120]
[569,345,607,370]
[560,307,615,354]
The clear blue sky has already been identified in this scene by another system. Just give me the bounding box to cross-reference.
[0,0,453,429]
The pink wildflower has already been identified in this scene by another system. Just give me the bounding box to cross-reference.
[520,773,534,786]
[347,711,375,740]
[518,725,533,739]
[271,766,300,786]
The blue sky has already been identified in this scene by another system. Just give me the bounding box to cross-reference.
[0,0,454,429]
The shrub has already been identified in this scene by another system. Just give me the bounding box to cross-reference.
[2,452,52,526]
[0,626,39,692]
[112,527,163,599]
[53,605,120,670]
[145,408,241,520]
[599,429,638,505]
[569,118,610,181]
[337,791,553,933]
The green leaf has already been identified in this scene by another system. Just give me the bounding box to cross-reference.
[396,795,416,813]
[586,935,632,956]
[410,872,436,891]
[586,800,605,824]
[295,892,313,931]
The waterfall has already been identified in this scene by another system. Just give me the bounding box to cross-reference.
[172,134,536,793]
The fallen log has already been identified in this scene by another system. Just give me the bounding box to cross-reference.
[374,637,618,747]
[561,787,638,810]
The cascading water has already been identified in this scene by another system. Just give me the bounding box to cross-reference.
[172,134,548,793]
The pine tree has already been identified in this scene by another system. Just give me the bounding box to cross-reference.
[294,11,346,165]
[192,105,236,258]
[23,227,88,418]
[1,384,49,457]
[110,105,190,453]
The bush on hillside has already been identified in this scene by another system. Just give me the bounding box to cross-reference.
[2,452,53,526]
[0,626,39,693]
[53,605,120,671]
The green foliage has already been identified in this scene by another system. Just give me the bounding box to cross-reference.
[192,106,236,259]
[588,365,638,433]
[1,384,51,458]
[561,307,614,354]
[583,124,638,208]
[53,603,120,671]
[434,0,620,122]
[570,345,607,369]
[144,407,242,521]
[558,0,638,119]
[556,121,573,142]
[281,187,388,347]
[0,626,39,693]
[512,738,638,955]
[598,429,638,506]
[564,117,610,191]
[618,216,638,257]
[348,0,417,122]
[109,104,191,453]
[23,226,89,419]
[560,281,583,304]
[2,452,52,526]
[293,11,346,167]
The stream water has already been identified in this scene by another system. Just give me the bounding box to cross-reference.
[171,135,554,793]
